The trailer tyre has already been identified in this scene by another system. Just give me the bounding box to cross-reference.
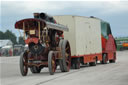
[75,58,80,69]
[109,60,115,63]
[61,40,71,72]
[48,51,56,75]
[102,54,108,64]
[89,61,96,66]
[89,56,97,66]
[109,53,116,63]
[20,52,28,76]
[71,58,80,69]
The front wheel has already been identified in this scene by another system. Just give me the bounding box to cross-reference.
[48,51,56,75]
[20,52,28,76]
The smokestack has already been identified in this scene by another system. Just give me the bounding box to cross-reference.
[34,13,40,18]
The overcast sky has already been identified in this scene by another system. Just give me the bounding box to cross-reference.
[1,1,128,37]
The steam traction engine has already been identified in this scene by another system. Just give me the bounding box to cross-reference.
[15,13,71,76]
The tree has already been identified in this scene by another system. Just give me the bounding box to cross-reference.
[0,31,5,39]
[0,30,17,44]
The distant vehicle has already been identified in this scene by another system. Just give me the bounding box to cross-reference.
[123,41,128,47]
[0,45,13,56]
[13,45,24,56]
[54,15,116,69]
[120,41,128,51]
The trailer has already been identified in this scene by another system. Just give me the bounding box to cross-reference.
[54,15,116,69]
[15,13,71,76]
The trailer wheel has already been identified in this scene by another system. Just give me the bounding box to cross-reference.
[109,60,114,63]
[61,40,71,72]
[89,56,97,66]
[71,58,80,69]
[30,66,41,73]
[75,58,80,69]
[89,61,96,66]
[20,52,28,76]
[109,53,116,63]
[48,51,56,75]
[102,54,108,64]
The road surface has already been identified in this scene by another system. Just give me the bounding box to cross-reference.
[0,51,128,85]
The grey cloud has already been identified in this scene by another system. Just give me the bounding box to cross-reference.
[1,1,128,37]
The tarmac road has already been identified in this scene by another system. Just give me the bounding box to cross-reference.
[0,51,128,85]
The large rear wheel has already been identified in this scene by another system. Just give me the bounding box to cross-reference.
[61,40,71,72]
[20,52,28,76]
[59,40,65,72]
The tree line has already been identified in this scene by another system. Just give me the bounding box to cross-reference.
[0,30,25,45]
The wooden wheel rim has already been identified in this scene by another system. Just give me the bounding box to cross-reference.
[23,56,28,73]
[51,54,56,72]
[65,41,71,70]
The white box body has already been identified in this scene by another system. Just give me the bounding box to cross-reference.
[53,15,102,56]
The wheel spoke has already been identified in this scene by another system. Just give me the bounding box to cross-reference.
[59,40,71,72]
[65,52,69,58]
[52,60,55,70]
[66,60,69,64]
[48,51,56,75]
[65,47,69,51]
[20,52,28,76]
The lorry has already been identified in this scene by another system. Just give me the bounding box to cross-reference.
[120,41,128,51]
[54,15,117,69]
